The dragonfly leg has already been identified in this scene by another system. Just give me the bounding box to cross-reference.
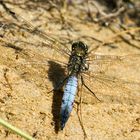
[81,76,101,102]
[48,76,69,93]
[76,83,87,139]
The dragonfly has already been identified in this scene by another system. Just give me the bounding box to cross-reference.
[59,41,102,130]
[0,9,140,138]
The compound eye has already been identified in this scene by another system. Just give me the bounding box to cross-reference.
[72,46,75,51]
[72,42,77,50]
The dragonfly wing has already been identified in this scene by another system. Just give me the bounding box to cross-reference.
[0,10,70,60]
[88,53,140,74]
[81,72,140,105]
[81,54,140,105]
[0,11,69,75]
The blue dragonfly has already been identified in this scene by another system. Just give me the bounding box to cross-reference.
[59,41,102,129]
[0,10,140,136]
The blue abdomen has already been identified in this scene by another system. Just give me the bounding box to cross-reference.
[60,75,78,130]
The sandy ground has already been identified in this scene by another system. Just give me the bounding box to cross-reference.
[0,1,140,140]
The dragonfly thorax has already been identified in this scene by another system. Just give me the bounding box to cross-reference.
[68,41,89,76]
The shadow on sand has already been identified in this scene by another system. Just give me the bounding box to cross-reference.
[47,61,66,133]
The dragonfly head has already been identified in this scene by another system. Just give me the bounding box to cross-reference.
[72,41,88,57]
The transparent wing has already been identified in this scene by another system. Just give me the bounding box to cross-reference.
[0,10,71,61]
[87,53,140,74]
[81,74,140,106]
[81,54,140,105]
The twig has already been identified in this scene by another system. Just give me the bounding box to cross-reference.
[96,27,140,49]
[91,1,125,22]
[0,118,35,140]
